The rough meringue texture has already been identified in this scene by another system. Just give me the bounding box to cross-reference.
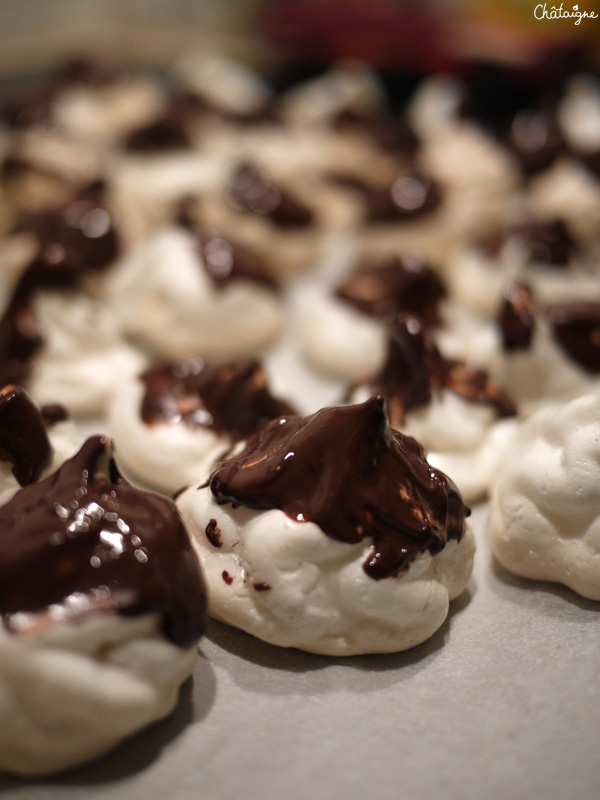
[210,396,469,579]
[0,435,207,647]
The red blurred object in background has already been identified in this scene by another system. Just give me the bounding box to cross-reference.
[260,0,599,76]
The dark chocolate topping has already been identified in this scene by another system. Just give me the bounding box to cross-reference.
[140,358,295,440]
[0,385,52,486]
[54,58,125,90]
[0,436,207,646]
[1,58,125,130]
[125,114,191,153]
[546,302,600,373]
[499,284,600,373]
[210,397,469,579]
[0,182,117,386]
[507,107,564,176]
[499,282,537,351]
[0,282,43,387]
[226,163,313,228]
[577,148,600,180]
[40,403,69,427]
[335,254,446,326]
[482,220,576,266]
[332,112,419,157]
[12,181,119,275]
[177,212,276,290]
[370,317,515,426]
[327,166,441,222]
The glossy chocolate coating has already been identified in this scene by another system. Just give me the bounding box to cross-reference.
[40,403,69,427]
[177,212,277,290]
[0,182,117,386]
[499,282,537,351]
[140,358,295,440]
[577,148,600,180]
[12,181,119,275]
[482,220,576,266]
[371,317,515,426]
[507,107,564,176]
[226,163,313,228]
[328,166,441,222]
[125,114,191,152]
[335,254,446,326]
[499,284,600,373]
[210,397,469,579]
[0,436,207,646]
[546,302,600,373]
[0,385,52,486]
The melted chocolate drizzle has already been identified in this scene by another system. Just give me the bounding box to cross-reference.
[327,166,441,222]
[0,385,52,486]
[226,163,313,228]
[546,302,600,373]
[0,436,207,646]
[12,181,119,274]
[125,114,191,153]
[335,254,446,326]
[40,403,69,427]
[506,107,564,176]
[210,397,469,580]
[140,358,295,440]
[177,212,276,290]
[499,282,600,372]
[370,317,515,426]
[0,182,117,386]
[481,220,576,266]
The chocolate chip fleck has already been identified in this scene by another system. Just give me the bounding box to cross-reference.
[205,518,222,548]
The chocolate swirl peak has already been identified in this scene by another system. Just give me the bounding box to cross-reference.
[0,436,207,646]
[335,254,446,326]
[140,358,295,440]
[226,163,313,228]
[0,385,52,486]
[210,397,469,579]
[371,317,515,426]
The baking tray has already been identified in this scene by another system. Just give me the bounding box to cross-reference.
[0,307,598,800]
